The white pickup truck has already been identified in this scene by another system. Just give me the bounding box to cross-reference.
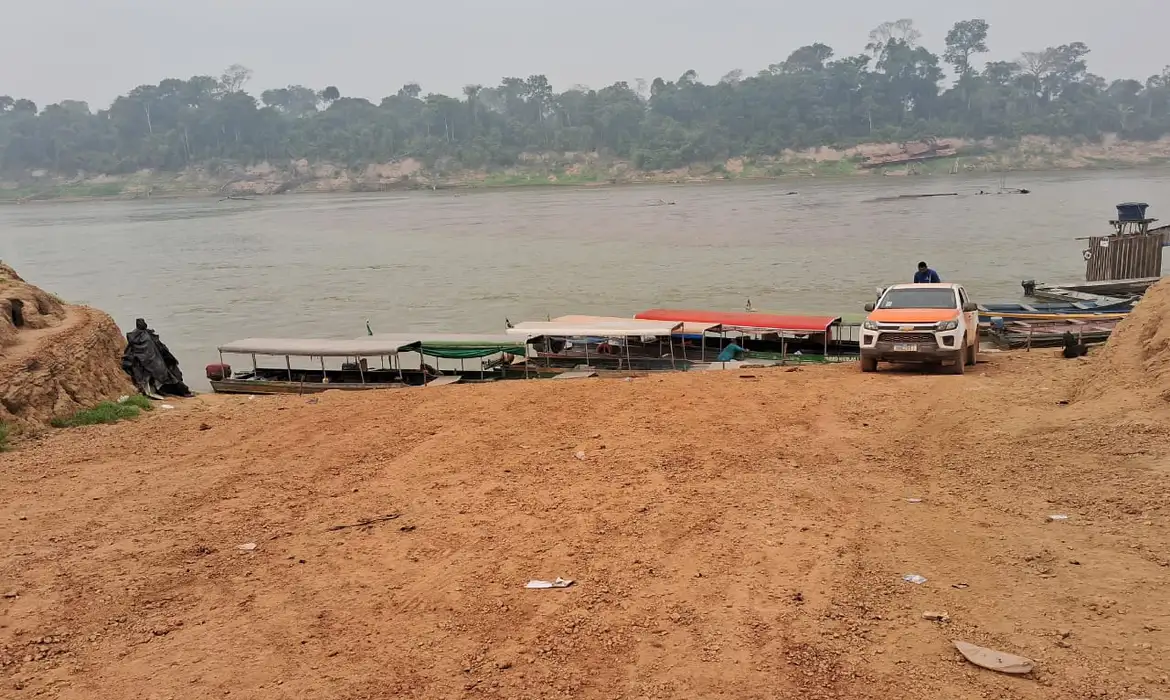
[859,283,980,374]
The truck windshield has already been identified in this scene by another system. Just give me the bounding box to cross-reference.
[879,288,957,310]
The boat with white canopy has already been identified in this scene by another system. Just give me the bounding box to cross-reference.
[550,314,725,361]
[507,318,686,371]
[209,337,439,394]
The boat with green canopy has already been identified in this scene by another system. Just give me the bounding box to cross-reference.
[363,333,547,381]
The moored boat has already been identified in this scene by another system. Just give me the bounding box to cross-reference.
[209,337,428,394]
[362,333,553,381]
[211,334,569,394]
[633,309,858,361]
[507,318,690,371]
[984,317,1122,350]
[978,299,1134,323]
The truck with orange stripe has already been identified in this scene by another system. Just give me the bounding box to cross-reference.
[859,283,979,374]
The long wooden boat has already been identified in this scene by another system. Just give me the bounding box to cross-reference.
[210,337,447,394]
[364,333,555,380]
[978,299,1134,323]
[985,318,1121,350]
[632,308,858,360]
[210,376,418,395]
[1029,278,1158,302]
[508,318,690,370]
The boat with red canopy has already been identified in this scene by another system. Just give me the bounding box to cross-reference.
[633,309,856,362]
[635,309,840,334]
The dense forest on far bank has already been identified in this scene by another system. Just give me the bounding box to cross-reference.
[2,18,1170,180]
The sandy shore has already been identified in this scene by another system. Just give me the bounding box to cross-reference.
[2,348,1168,699]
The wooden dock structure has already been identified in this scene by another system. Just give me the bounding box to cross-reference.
[1026,203,1166,302]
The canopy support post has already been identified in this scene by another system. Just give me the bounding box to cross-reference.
[358,357,366,385]
[286,355,293,382]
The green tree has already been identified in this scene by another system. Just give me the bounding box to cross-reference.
[219,64,252,94]
[944,20,990,78]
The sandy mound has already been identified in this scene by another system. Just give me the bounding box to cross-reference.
[1077,277,1170,404]
[0,263,133,429]
[0,262,66,348]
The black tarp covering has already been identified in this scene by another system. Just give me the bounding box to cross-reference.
[121,318,191,396]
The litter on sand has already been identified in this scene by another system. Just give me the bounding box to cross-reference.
[574,451,586,461]
[952,582,970,590]
[525,578,574,589]
[906,498,923,503]
[160,404,175,410]
[903,574,928,585]
[237,543,257,552]
[1047,514,1070,522]
[922,611,950,622]
[953,640,1034,675]
[325,513,401,532]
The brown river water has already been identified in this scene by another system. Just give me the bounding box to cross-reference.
[2,170,1168,389]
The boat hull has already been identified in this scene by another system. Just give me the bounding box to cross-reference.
[211,379,411,395]
[978,300,1134,323]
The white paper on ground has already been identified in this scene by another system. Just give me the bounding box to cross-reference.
[525,577,574,589]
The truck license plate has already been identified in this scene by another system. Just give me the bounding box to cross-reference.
[893,344,918,352]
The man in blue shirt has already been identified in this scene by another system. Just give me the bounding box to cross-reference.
[914,261,941,283]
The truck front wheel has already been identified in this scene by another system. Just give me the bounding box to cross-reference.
[860,355,878,373]
[947,351,966,375]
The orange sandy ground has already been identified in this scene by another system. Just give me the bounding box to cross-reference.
[2,352,1168,699]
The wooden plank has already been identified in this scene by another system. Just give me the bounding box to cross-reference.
[424,376,463,387]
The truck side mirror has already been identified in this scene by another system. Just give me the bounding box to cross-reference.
[962,302,978,312]
[864,303,876,312]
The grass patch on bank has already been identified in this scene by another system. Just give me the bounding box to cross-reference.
[0,181,126,201]
[59,182,125,197]
[470,170,603,187]
[50,395,153,428]
[0,422,9,451]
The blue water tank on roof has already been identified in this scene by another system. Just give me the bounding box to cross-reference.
[1116,202,1150,222]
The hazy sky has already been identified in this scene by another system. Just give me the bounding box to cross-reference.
[7,0,1168,109]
